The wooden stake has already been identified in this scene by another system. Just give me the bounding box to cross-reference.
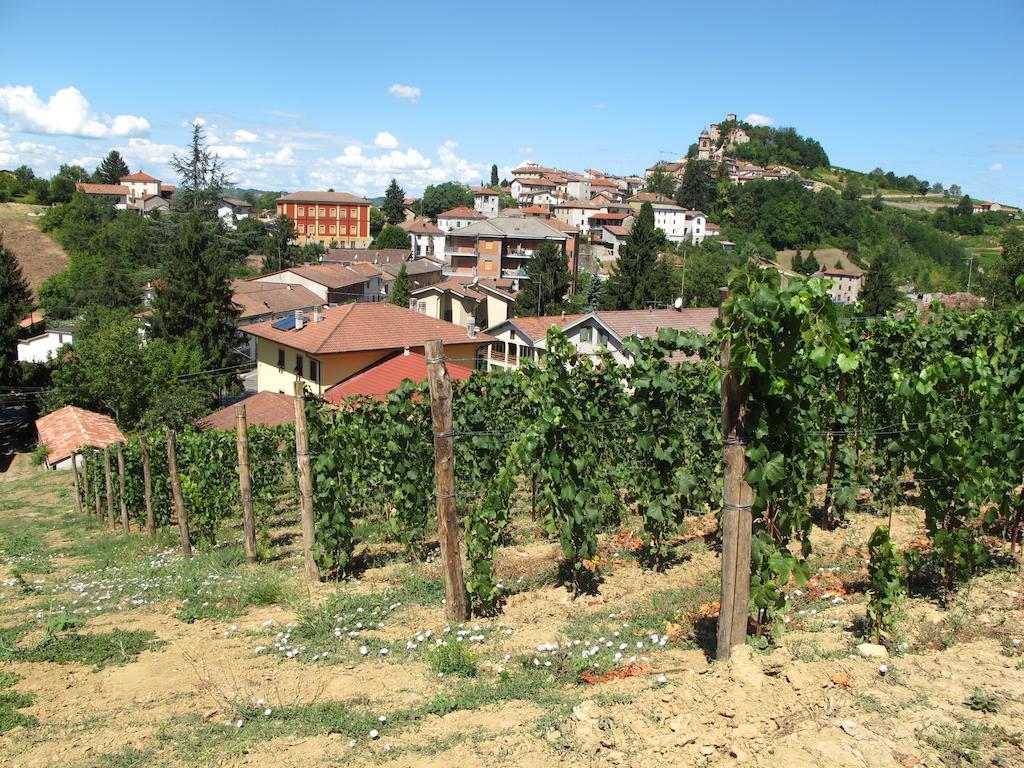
[424,339,469,622]
[717,288,754,661]
[92,450,101,519]
[103,446,115,529]
[80,450,90,514]
[140,435,155,535]
[116,441,130,533]
[236,405,257,563]
[293,381,320,582]
[71,451,83,515]
[166,429,192,557]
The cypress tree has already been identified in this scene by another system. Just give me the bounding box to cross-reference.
[603,202,673,309]
[490,164,499,187]
[0,236,32,385]
[390,264,413,308]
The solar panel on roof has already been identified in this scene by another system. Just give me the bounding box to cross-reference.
[272,315,297,331]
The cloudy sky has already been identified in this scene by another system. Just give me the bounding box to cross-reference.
[2,0,1022,204]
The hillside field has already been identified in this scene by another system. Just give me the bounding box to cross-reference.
[1,459,1023,767]
[0,203,68,298]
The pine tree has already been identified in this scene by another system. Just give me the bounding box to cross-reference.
[513,242,571,317]
[0,236,32,385]
[93,150,131,185]
[603,202,673,309]
[675,159,716,211]
[371,225,411,250]
[861,253,901,316]
[490,164,499,187]
[585,273,603,312]
[150,212,239,379]
[390,264,413,308]
[381,178,406,225]
[792,251,805,274]
[261,215,299,271]
[987,228,1024,306]
[170,122,230,210]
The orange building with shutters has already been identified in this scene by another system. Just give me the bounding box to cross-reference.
[276,191,372,247]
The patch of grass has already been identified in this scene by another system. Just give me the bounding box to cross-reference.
[2,629,162,670]
[0,517,55,573]
[428,642,477,677]
[84,746,162,768]
[964,688,1000,714]
[0,670,36,734]
[919,716,1022,767]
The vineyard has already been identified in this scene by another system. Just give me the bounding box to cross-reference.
[4,266,1024,766]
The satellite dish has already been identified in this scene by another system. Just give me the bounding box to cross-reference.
[673,297,683,310]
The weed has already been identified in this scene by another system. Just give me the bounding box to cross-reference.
[428,643,478,677]
[0,671,36,734]
[919,716,1021,767]
[1,629,162,670]
[964,688,1000,713]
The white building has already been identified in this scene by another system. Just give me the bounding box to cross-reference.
[400,219,445,259]
[218,198,252,230]
[650,203,707,245]
[17,325,75,363]
[436,206,487,233]
[253,263,385,303]
[119,171,161,200]
[565,178,591,200]
[553,200,603,236]
[469,186,500,217]
[510,177,559,204]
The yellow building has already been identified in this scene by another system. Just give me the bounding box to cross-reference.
[242,302,494,396]
[409,277,517,330]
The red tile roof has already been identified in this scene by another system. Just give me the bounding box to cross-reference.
[589,212,628,220]
[231,281,324,320]
[120,171,160,182]
[199,391,296,431]
[243,302,495,355]
[277,191,370,205]
[468,186,498,196]
[520,205,551,216]
[323,352,474,404]
[503,314,585,341]
[591,308,718,339]
[35,406,126,466]
[400,219,444,235]
[264,263,378,289]
[437,206,486,219]
[76,182,128,196]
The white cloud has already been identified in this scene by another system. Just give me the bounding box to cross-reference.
[374,131,399,149]
[0,85,149,139]
[233,129,259,143]
[991,162,1004,171]
[388,84,421,103]
[437,140,482,182]
[517,146,534,156]
[744,113,775,127]
[210,144,250,160]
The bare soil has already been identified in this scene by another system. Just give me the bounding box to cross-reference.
[1,465,1022,767]
[0,203,68,298]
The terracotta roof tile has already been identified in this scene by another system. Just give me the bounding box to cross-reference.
[323,352,474,404]
[199,391,296,431]
[120,171,160,182]
[277,191,370,204]
[231,281,324,319]
[437,206,486,219]
[76,182,128,195]
[35,406,125,466]
[399,219,444,235]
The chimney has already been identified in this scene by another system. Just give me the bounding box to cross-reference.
[294,310,304,330]
[312,305,323,323]
[403,345,410,356]
[466,320,477,338]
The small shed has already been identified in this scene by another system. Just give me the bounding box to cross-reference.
[34,406,125,470]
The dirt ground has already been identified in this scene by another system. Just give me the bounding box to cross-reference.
[0,203,68,298]
[1,464,1022,768]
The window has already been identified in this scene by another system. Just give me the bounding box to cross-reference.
[597,330,609,347]
[319,207,326,216]
[330,225,337,235]
[329,207,336,216]
[580,326,593,343]
[309,359,319,384]
[319,224,326,234]
[294,354,304,377]
[297,206,305,216]
[277,347,285,369]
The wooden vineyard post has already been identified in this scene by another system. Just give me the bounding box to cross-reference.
[71,452,83,515]
[293,381,320,582]
[424,339,470,623]
[166,429,192,557]
[103,446,115,529]
[80,451,90,515]
[140,435,155,535]
[236,405,257,563]
[92,450,101,519]
[116,442,130,533]
[717,288,754,661]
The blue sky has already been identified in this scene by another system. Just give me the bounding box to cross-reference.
[2,0,1022,204]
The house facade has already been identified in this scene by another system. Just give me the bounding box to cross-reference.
[410,277,518,331]
[436,206,486,233]
[253,263,384,303]
[820,267,864,304]
[17,325,75,363]
[399,219,444,258]
[469,186,500,216]
[276,191,371,247]
[443,215,578,281]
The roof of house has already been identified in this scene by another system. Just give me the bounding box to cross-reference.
[544,218,580,234]
[403,197,421,206]
[199,391,296,431]
[589,211,628,220]
[493,314,585,343]
[380,259,444,279]
[35,406,125,466]
[160,184,176,193]
[323,248,412,265]
[519,205,551,216]
[821,267,865,278]
[262,263,380,290]
[231,281,324,319]
[628,193,673,204]
[76,182,128,196]
[323,351,474,404]
[399,219,444,235]
[243,302,495,355]
[603,225,631,238]
[448,216,570,241]
[574,308,718,340]
[589,178,618,187]
[120,171,160,182]
[514,177,557,187]
[222,197,250,207]
[277,191,370,205]
[411,276,519,301]
[468,185,498,196]
[437,206,486,220]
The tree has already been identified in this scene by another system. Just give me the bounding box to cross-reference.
[369,207,386,238]
[0,236,32,385]
[986,228,1024,306]
[420,182,474,221]
[371,224,411,250]
[261,214,299,271]
[170,121,230,210]
[381,178,406,225]
[48,164,89,204]
[149,212,240,381]
[956,194,974,217]
[390,264,413,308]
[930,181,944,195]
[948,184,962,198]
[490,164,499,187]
[93,150,130,185]
[860,253,901,316]
[603,202,674,310]
[514,242,571,317]
[644,167,676,197]
[842,176,863,201]
[674,159,716,212]
[584,272,603,311]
